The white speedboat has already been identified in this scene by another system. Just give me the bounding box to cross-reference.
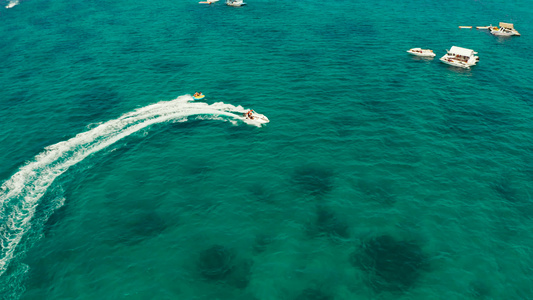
[243,110,269,124]
[489,22,520,36]
[439,46,479,69]
[5,0,19,8]
[407,48,436,57]
[226,0,246,6]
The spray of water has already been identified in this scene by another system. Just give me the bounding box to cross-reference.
[0,95,257,277]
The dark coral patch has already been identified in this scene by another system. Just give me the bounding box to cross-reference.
[292,165,334,196]
[351,235,428,293]
[69,85,121,123]
[294,288,333,300]
[357,178,396,205]
[114,212,167,245]
[150,60,189,74]
[491,176,519,203]
[227,259,252,289]
[253,234,273,254]
[248,183,276,204]
[469,279,491,298]
[198,245,236,280]
[311,206,349,239]
[197,245,252,289]
[42,202,69,237]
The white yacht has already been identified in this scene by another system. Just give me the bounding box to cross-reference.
[406,48,436,57]
[439,46,479,69]
[489,22,521,36]
[226,0,246,6]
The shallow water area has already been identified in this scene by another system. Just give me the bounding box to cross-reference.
[1,0,533,299]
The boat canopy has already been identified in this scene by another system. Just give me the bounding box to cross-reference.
[499,22,514,30]
[449,46,475,57]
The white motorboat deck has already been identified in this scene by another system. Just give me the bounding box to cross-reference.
[407,48,436,57]
[226,0,246,6]
[490,22,520,36]
[439,46,479,69]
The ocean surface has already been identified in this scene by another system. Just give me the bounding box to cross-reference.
[1,0,533,299]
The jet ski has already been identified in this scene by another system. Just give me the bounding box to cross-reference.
[243,110,269,124]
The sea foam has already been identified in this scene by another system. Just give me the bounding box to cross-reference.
[0,95,253,276]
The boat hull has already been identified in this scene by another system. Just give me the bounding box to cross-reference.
[226,1,246,6]
[489,28,520,36]
[490,31,515,36]
[407,50,436,57]
[439,57,471,69]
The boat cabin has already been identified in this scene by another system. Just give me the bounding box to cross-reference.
[440,46,479,68]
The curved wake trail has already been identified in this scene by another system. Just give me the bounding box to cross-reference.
[0,95,251,277]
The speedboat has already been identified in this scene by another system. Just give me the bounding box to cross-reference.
[226,0,246,6]
[5,0,18,8]
[439,46,479,69]
[489,22,521,36]
[243,110,269,124]
[406,48,436,57]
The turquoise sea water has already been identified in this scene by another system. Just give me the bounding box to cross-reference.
[1,0,533,299]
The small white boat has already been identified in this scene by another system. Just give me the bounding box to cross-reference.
[243,110,269,124]
[407,48,436,57]
[458,26,472,29]
[476,26,491,30]
[226,0,246,6]
[489,22,520,36]
[5,0,19,8]
[439,46,479,69]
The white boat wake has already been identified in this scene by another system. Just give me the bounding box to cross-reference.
[0,95,263,279]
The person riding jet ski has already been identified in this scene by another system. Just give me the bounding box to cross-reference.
[246,110,254,119]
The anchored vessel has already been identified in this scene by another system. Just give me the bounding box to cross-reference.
[489,22,521,36]
[407,48,436,57]
[226,0,246,6]
[439,46,479,69]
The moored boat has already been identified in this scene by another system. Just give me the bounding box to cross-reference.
[226,0,246,6]
[439,46,479,69]
[407,48,436,57]
[489,22,520,36]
